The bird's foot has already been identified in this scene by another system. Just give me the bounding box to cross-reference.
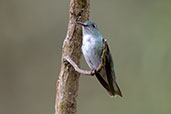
[90,68,96,76]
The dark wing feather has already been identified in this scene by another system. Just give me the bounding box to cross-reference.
[105,42,122,97]
[95,39,122,97]
[105,44,115,95]
[95,73,112,96]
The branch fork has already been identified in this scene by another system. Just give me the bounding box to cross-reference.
[64,39,107,76]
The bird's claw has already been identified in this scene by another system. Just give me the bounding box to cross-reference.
[90,68,96,75]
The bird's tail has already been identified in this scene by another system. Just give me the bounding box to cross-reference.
[96,73,122,97]
[112,80,122,97]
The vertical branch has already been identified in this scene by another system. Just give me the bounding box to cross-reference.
[55,0,90,114]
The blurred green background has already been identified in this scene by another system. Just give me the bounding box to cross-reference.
[0,0,171,114]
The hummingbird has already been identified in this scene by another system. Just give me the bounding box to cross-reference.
[77,21,122,97]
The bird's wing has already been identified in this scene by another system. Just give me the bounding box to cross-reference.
[95,73,113,96]
[95,39,122,97]
[104,43,116,95]
[105,42,122,97]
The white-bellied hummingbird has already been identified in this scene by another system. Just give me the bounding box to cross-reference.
[77,21,122,97]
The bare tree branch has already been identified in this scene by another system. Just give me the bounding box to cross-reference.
[63,56,93,75]
[55,0,90,114]
[63,39,108,76]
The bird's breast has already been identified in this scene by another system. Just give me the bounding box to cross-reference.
[82,35,102,69]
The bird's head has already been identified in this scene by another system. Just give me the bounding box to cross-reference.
[77,21,100,37]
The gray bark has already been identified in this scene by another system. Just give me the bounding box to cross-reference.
[55,0,90,114]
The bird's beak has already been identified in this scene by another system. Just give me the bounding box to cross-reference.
[76,21,86,26]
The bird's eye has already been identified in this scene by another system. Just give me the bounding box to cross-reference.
[92,24,96,28]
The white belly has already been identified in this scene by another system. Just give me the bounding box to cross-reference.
[82,35,102,69]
